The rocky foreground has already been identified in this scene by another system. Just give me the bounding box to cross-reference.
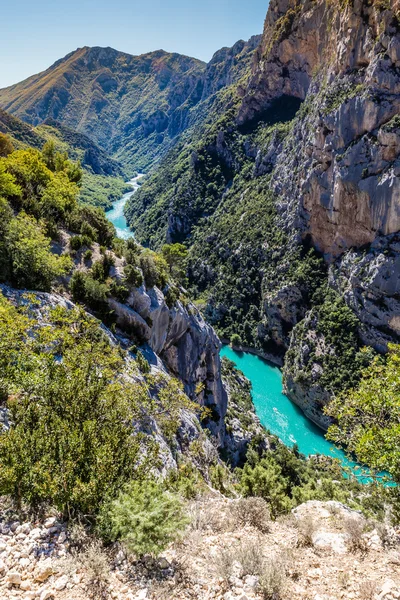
[0,499,399,600]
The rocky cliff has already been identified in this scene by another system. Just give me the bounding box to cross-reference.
[242,0,400,258]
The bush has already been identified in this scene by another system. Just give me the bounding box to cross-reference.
[295,514,316,547]
[99,480,188,558]
[3,211,72,291]
[124,264,143,288]
[139,250,168,289]
[0,301,150,515]
[344,516,367,553]
[230,333,241,347]
[70,235,84,251]
[237,538,265,576]
[233,497,270,533]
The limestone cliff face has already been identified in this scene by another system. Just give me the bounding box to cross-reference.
[110,285,227,440]
[240,0,400,258]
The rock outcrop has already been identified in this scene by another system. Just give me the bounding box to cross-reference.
[108,284,227,440]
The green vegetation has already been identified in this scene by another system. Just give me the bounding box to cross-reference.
[285,288,376,395]
[99,480,188,557]
[0,298,150,515]
[237,439,371,519]
[0,137,119,292]
[327,344,400,487]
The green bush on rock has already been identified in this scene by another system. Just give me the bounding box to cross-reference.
[99,479,189,558]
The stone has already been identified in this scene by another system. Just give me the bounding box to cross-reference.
[312,531,348,554]
[39,588,54,600]
[44,517,58,529]
[7,571,22,586]
[380,580,397,599]
[54,574,68,591]
[34,561,54,582]
[20,580,32,591]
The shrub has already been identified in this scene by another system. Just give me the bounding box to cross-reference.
[0,302,150,515]
[0,133,14,157]
[4,212,72,291]
[233,497,270,533]
[124,264,143,288]
[359,580,378,600]
[214,546,235,581]
[295,514,317,547]
[70,235,84,251]
[237,538,265,576]
[230,333,241,347]
[99,480,189,558]
[239,456,293,518]
[344,516,367,553]
[139,250,168,289]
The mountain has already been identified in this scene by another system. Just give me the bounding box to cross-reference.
[125,0,400,428]
[0,40,261,173]
[0,47,205,172]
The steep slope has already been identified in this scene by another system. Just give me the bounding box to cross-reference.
[125,0,400,428]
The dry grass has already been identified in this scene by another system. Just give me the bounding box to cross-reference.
[359,579,378,600]
[232,497,270,533]
[344,516,368,553]
[237,538,265,576]
[258,553,287,600]
[213,546,236,582]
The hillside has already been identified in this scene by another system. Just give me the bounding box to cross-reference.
[125,0,400,429]
[0,107,129,209]
[0,47,205,172]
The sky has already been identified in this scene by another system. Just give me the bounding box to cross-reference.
[1,0,268,88]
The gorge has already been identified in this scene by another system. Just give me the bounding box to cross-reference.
[0,2,399,598]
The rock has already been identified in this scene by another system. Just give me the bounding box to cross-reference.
[158,557,169,570]
[44,517,58,529]
[20,580,32,591]
[29,528,43,541]
[39,588,54,600]
[54,574,68,591]
[34,561,54,582]
[379,580,397,599]
[312,531,348,554]
[7,571,22,586]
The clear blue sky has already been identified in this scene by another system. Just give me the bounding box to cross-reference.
[1,0,268,88]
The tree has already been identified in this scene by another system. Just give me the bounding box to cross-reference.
[0,133,14,157]
[99,479,188,558]
[326,345,400,483]
[230,333,242,348]
[161,243,188,282]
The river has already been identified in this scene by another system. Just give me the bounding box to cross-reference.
[107,185,368,478]
[106,174,144,239]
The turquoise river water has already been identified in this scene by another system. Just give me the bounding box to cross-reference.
[108,186,373,480]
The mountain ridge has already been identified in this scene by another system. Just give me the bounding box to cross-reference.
[0,38,261,171]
